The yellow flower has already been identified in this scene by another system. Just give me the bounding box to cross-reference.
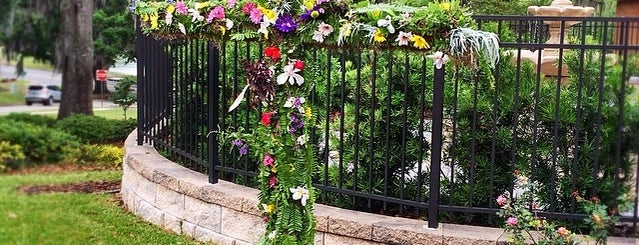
[259,7,277,22]
[270,165,277,173]
[166,5,175,14]
[263,203,275,213]
[195,2,209,9]
[440,2,450,11]
[410,34,430,49]
[150,13,159,30]
[141,14,149,22]
[339,22,352,37]
[305,107,312,119]
[303,0,315,10]
[219,26,226,36]
[373,29,386,42]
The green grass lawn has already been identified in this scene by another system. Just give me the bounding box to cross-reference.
[0,80,28,106]
[94,107,138,120]
[0,169,205,245]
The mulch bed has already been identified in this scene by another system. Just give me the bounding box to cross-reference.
[17,180,121,195]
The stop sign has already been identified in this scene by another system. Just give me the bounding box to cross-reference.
[96,70,108,81]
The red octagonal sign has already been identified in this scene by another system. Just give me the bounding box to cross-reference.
[96,70,108,81]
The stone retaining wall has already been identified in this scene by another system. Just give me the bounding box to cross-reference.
[121,131,636,245]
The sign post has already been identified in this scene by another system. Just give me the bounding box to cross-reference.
[96,70,108,107]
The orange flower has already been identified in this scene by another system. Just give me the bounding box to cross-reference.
[557,227,570,237]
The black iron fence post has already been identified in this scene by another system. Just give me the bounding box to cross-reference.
[428,64,445,229]
[208,42,220,184]
[135,18,144,146]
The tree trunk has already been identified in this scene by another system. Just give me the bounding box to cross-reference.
[57,0,94,119]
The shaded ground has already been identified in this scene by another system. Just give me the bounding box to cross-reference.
[6,163,122,195]
[18,180,121,195]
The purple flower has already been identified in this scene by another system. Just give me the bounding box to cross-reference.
[293,98,303,107]
[232,139,244,147]
[300,5,324,21]
[129,0,137,12]
[274,15,298,33]
[176,1,188,15]
[239,145,248,155]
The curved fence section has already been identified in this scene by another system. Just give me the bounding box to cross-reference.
[136,16,639,233]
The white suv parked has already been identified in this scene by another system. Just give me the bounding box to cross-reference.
[25,84,62,106]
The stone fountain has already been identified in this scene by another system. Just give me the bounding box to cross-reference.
[514,0,595,81]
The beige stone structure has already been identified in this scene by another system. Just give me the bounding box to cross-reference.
[121,131,637,245]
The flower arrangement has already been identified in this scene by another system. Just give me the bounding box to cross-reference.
[132,0,499,67]
[496,171,628,245]
[132,0,501,244]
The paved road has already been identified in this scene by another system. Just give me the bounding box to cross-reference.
[1,62,137,91]
[0,99,118,116]
[0,65,61,85]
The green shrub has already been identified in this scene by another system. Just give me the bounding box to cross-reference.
[0,119,80,163]
[55,114,136,144]
[2,113,57,127]
[0,141,25,171]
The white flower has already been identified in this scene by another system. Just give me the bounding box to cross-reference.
[296,135,309,146]
[165,12,174,25]
[312,30,325,43]
[225,19,234,30]
[258,21,271,39]
[178,23,186,35]
[188,8,205,22]
[289,186,310,206]
[395,31,412,46]
[268,230,277,239]
[376,16,395,34]
[276,63,304,86]
[430,51,449,69]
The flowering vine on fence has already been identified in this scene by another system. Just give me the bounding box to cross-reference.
[132,0,500,244]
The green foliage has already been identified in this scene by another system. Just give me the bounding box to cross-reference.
[111,75,137,119]
[93,0,136,67]
[2,112,57,127]
[54,114,136,144]
[0,141,25,172]
[0,118,80,164]
[467,0,552,15]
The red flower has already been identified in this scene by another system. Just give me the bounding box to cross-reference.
[261,112,274,126]
[293,59,304,70]
[264,46,281,60]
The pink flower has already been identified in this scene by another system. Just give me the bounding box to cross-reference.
[263,154,275,167]
[496,195,507,206]
[176,1,188,15]
[506,217,518,226]
[395,31,412,46]
[227,0,237,8]
[268,175,278,188]
[242,2,257,14]
[249,7,263,24]
[317,22,334,36]
[207,6,225,23]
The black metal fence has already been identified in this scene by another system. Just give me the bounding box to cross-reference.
[136,15,639,234]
